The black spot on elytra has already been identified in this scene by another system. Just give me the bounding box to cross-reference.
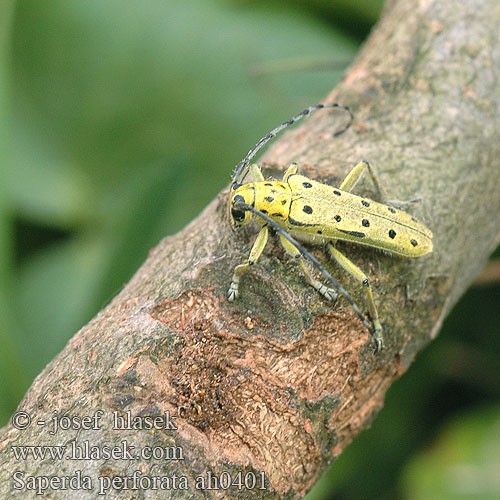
[334,215,341,222]
[389,229,396,239]
[388,207,396,214]
[281,200,287,205]
[302,182,312,188]
[362,219,370,227]
[338,229,366,238]
[362,200,370,207]
[333,190,341,196]
[264,196,274,202]
[303,205,313,214]
[288,216,317,227]
[317,230,323,234]
[261,209,268,214]
[410,239,418,247]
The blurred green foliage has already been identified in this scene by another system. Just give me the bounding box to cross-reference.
[1,1,499,499]
[402,407,500,500]
[3,0,359,402]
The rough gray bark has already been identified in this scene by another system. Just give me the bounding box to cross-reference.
[1,0,500,498]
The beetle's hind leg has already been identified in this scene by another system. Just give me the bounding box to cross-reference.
[326,241,384,351]
[279,234,337,301]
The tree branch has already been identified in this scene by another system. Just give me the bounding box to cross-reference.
[2,0,500,498]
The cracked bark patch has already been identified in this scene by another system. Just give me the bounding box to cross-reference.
[109,288,393,495]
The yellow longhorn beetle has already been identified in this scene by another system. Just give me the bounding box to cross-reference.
[227,103,433,350]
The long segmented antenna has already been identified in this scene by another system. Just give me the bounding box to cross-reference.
[232,102,353,186]
[233,201,373,334]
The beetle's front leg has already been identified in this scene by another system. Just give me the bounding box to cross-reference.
[228,225,269,301]
[282,163,299,182]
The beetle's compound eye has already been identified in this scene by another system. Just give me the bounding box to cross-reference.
[231,195,247,223]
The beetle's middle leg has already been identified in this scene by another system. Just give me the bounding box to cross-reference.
[326,241,384,350]
[279,234,337,301]
[341,160,418,211]
[340,160,385,200]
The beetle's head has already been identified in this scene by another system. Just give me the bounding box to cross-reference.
[229,183,255,227]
